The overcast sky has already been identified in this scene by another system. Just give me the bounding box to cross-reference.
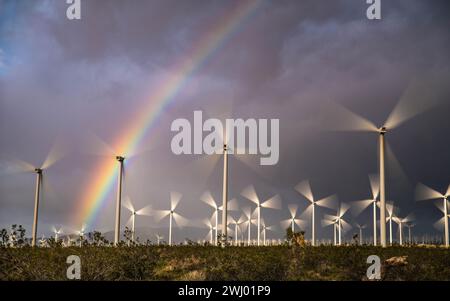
[1,0,449,243]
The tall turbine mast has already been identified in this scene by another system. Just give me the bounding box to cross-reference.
[221,143,229,247]
[114,156,125,246]
[379,127,387,247]
[31,168,42,247]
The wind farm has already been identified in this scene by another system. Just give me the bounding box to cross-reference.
[1,0,450,282]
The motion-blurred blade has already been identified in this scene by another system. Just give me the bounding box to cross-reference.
[321,101,378,132]
[0,158,35,174]
[300,203,313,220]
[316,194,338,210]
[170,191,182,211]
[386,142,410,190]
[415,183,443,201]
[341,219,352,233]
[338,202,350,217]
[384,73,449,130]
[295,180,314,203]
[351,199,373,216]
[322,218,335,227]
[446,184,450,198]
[200,191,217,209]
[241,185,260,205]
[173,212,189,228]
[288,204,298,218]
[136,205,152,216]
[294,219,307,228]
[433,217,445,231]
[41,137,67,169]
[153,210,170,223]
[262,194,281,209]
[228,198,239,211]
[81,132,116,157]
[123,196,134,212]
[125,215,133,227]
[280,219,292,230]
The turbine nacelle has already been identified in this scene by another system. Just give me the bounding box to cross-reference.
[378,126,387,135]
[116,156,125,162]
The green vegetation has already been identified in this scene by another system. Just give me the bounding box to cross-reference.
[1,245,449,281]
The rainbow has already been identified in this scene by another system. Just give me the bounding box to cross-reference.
[75,0,265,229]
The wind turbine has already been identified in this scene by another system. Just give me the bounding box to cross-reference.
[324,75,445,246]
[393,214,414,246]
[322,216,338,245]
[77,226,85,247]
[280,204,306,233]
[415,183,450,247]
[52,226,62,242]
[295,180,337,246]
[1,142,65,247]
[154,192,188,246]
[406,223,415,244]
[355,223,367,245]
[352,175,379,245]
[386,203,396,245]
[114,156,125,246]
[241,185,281,246]
[203,217,215,245]
[336,203,351,245]
[200,191,221,246]
[261,220,275,246]
[122,196,152,244]
[239,207,255,246]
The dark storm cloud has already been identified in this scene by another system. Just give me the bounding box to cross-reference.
[0,0,449,242]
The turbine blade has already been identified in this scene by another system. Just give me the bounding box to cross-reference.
[153,210,170,223]
[170,191,182,211]
[122,196,134,212]
[322,218,335,227]
[316,194,338,210]
[41,137,67,169]
[228,198,239,211]
[136,205,152,216]
[242,206,251,219]
[341,219,352,233]
[81,131,116,157]
[0,158,35,174]
[386,142,411,191]
[435,200,446,214]
[262,194,281,209]
[433,216,445,231]
[125,215,133,227]
[173,212,189,228]
[280,219,292,230]
[446,184,450,198]
[295,180,314,202]
[241,185,260,205]
[299,203,313,220]
[338,202,350,217]
[294,219,307,228]
[321,101,378,132]
[368,174,380,199]
[351,199,373,216]
[200,191,217,209]
[384,72,449,130]
[415,183,443,201]
[288,204,298,218]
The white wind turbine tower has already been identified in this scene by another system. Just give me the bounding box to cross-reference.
[203,217,215,245]
[280,204,306,233]
[325,76,445,246]
[355,223,367,245]
[241,185,281,246]
[239,207,256,246]
[201,191,221,246]
[352,175,380,246]
[1,142,65,247]
[122,196,152,244]
[295,180,337,246]
[261,220,275,246]
[386,203,396,245]
[415,183,450,247]
[336,203,351,245]
[406,223,415,244]
[154,192,188,246]
[114,156,125,246]
[77,225,85,247]
[393,214,414,246]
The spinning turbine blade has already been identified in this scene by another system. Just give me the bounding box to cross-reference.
[446,184,450,198]
[338,202,350,217]
[295,180,314,202]
[340,219,352,233]
[136,205,152,216]
[351,199,373,216]
[316,195,338,210]
[294,219,306,228]
[262,194,281,209]
[288,204,298,218]
[433,217,445,231]
[321,101,378,132]
[280,219,292,229]
[415,183,443,201]
[300,203,313,220]
[153,210,171,223]
[123,196,134,212]
[173,212,189,228]
[82,131,116,157]
[170,191,182,211]
[384,73,448,130]
[41,138,67,170]
[0,158,35,174]
[200,191,217,209]
[228,198,239,211]
[241,185,260,205]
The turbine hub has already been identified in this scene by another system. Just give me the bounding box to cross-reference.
[34,168,42,174]
[379,126,387,134]
[116,156,125,162]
